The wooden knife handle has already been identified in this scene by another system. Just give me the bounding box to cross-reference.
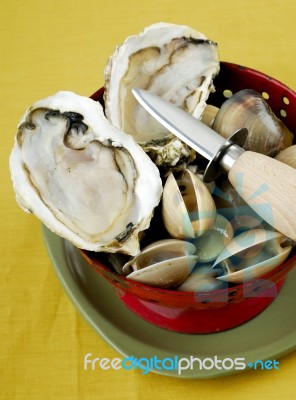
[228,151,296,240]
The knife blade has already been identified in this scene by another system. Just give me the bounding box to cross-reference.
[133,88,248,183]
[132,88,296,240]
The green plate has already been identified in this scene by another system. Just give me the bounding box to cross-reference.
[43,226,296,379]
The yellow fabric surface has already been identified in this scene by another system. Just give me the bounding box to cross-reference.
[1,0,296,398]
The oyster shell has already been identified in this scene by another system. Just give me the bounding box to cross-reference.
[104,22,220,167]
[9,91,163,256]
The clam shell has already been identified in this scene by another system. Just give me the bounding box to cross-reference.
[275,145,296,169]
[177,264,227,292]
[138,238,196,255]
[213,229,292,283]
[196,173,215,194]
[162,169,216,239]
[213,178,266,233]
[217,246,291,283]
[193,214,233,262]
[200,105,219,128]
[126,255,198,288]
[123,239,198,288]
[212,89,293,156]
[186,167,215,193]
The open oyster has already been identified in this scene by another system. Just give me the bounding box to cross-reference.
[9,91,162,255]
[104,22,220,167]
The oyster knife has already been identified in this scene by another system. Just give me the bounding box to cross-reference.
[133,88,296,240]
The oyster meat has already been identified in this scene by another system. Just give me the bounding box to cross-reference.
[10,91,162,255]
[104,22,220,167]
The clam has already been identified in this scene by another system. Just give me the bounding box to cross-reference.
[186,165,215,193]
[212,89,293,156]
[193,214,233,262]
[123,239,198,288]
[275,145,296,168]
[177,264,227,292]
[200,104,219,128]
[162,169,216,239]
[196,173,215,194]
[213,177,264,233]
[213,229,292,283]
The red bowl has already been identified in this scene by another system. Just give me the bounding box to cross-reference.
[84,62,296,334]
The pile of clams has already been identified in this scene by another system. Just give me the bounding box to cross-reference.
[9,22,296,292]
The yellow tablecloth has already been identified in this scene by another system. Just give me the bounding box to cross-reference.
[1,0,296,398]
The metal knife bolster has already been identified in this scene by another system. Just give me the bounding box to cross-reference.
[203,128,248,183]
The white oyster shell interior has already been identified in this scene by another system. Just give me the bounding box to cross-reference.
[104,22,219,145]
[10,91,162,255]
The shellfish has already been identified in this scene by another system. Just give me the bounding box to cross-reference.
[193,214,233,262]
[162,169,217,239]
[177,264,227,292]
[9,91,162,256]
[212,89,293,156]
[275,145,296,168]
[213,177,265,233]
[200,104,219,128]
[123,239,198,288]
[213,229,292,283]
[104,22,220,167]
